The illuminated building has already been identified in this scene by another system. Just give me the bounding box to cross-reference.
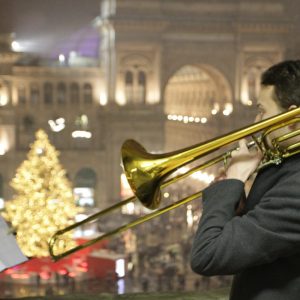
[0,0,299,216]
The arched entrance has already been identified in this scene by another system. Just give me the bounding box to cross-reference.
[164,64,232,149]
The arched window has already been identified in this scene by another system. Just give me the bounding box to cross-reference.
[44,82,53,105]
[83,83,93,104]
[246,66,264,105]
[164,65,219,119]
[74,168,97,207]
[137,71,146,103]
[70,82,80,105]
[241,57,272,106]
[125,71,134,102]
[22,115,35,133]
[121,54,150,105]
[30,84,39,105]
[124,69,147,104]
[57,82,66,105]
[18,85,26,105]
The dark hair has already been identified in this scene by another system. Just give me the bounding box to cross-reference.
[261,60,300,108]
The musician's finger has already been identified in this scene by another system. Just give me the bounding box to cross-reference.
[238,139,248,151]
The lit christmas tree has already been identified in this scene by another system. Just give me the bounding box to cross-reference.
[2,129,82,257]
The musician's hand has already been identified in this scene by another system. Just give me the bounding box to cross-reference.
[210,167,227,185]
[226,139,262,182]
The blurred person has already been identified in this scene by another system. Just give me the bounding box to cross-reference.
[190,60,300,300]
[193,278,200,291]
[177,272,186,291]
[141,273,149,292]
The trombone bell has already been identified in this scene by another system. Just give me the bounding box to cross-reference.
[121,139,162,209]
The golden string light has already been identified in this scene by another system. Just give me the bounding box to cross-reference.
[2,129,82,257]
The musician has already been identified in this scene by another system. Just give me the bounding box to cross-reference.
[190,60,300,300]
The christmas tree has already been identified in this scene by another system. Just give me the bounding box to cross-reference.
[2,129,82,257]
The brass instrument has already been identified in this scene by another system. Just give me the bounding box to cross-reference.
[48,108,300,261]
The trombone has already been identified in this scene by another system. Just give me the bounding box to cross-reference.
[48,107,300,261]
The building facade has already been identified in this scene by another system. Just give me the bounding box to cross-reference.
[0,0,298,216]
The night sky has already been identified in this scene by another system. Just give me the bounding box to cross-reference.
[0,0,101,53]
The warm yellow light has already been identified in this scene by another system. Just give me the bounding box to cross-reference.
[211,103,220,115]
[0,144,6,155]
[223,103,233,116]
[0,94,8,106]
[72,130,92,139]
[167,114,209,124]
[99,92,108,106]
[11,41,21,52]
[186,205,193,228]
[191,171,215,184]
[0,131,9,155]
[147,89,160,104]
[2,129,82,257]
[241,80,250,105]
[116,90,126,106]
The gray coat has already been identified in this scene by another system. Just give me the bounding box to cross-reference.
[190,154,300,300]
